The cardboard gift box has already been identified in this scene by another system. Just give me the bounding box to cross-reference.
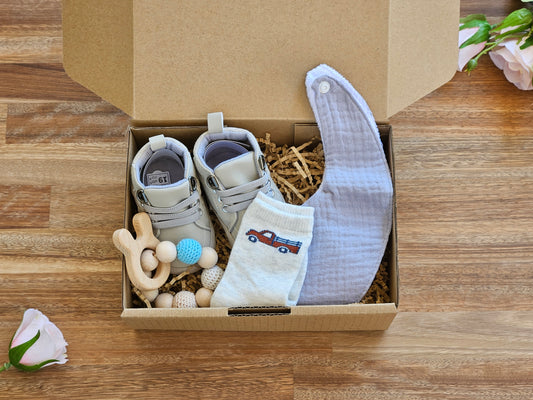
[62,0,460,330]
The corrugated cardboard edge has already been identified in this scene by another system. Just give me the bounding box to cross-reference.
[121,303,397,331]
[388,126,399,308]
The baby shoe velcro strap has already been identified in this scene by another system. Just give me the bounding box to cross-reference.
[143,191,202,229]
[217,174,270,213]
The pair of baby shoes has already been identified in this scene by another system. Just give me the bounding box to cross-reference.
[130,112,284,274]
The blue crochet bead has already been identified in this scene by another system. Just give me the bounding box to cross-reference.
[176,238,202,265]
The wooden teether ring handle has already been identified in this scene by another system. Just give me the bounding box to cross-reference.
[112,212,170,291]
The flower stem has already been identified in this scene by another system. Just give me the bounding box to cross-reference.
[469,34,523,70]
[0,362,11,372]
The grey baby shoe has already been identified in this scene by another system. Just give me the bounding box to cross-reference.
[131,134,215,274]
[193,112,285,246]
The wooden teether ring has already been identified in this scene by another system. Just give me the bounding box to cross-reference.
[112,212,170,291]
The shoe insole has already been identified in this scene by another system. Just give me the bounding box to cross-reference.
[204,140,250,169]
[142,149,185,186]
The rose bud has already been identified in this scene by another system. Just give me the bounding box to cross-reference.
[1,309,68,372]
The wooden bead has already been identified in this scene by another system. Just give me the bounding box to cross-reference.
[140,249,159,272]
[195,287,213,307]
[154,292,174,308]
[197,247,218,269]
[142,289,159,302]
[156,241,177,263]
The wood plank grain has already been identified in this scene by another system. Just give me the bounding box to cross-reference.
[0,309,328,399]
[0,102,6,143]
[0,184,50,228]
[294,311,533,400]
[59,327,332,368]
[0,363,294,400]
[49,184,125,230]
[390,62,533,124]
[0,158,127,186]
[0,229,120,262]
[0,0,62,63]
[461,0,518,19]
[6,102,130,144]
[0,63,101,101]
[0,0,61,27]
[0,255,120,274]
[0,34,62,64]
[388,53,533,312]
[0,273,122,315]
[0,141,128,162]
[396,177,533,222]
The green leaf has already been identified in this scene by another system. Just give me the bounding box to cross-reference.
[493,24,532,41]
[8,330,41,366]
[8,330,60,372]
[460,18,489,30]
[460,20,491,48]
[8,330,15,347]
[460,14,487,24]
[12,359,58,372]
[520,34,533,49]
[492,8,533,32]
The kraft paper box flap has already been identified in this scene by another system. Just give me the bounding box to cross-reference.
[62,0,460,122]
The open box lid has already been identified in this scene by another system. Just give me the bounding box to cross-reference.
[62,0,459,122]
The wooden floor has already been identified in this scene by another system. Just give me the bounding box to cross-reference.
[1,0,532,398]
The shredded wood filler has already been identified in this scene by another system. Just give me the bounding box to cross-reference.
[132,134,391,308]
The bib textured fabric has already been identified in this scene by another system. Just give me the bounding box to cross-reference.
[298,64,393,305]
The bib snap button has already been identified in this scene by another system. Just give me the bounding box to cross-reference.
[319,81,330,94]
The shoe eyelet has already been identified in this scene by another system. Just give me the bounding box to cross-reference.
[189,176,197,193]
[207,175,220,190]
[258,155,266,171]
[136,190,151,206]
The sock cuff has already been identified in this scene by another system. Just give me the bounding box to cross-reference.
[247,192,314,233]
[257,191,314,216]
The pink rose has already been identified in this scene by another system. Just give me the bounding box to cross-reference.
[2,309,68,372]
[458,26,488,71]
[489,37,533,90]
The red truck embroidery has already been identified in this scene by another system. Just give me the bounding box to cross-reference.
[245,229,302,254]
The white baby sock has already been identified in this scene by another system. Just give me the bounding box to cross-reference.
[298,64,394,305]
[210,192,314,307]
